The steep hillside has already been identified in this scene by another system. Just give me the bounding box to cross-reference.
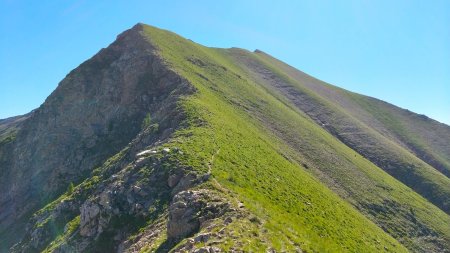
[1,24,449,253]
[0,25,194,251]
[233,50,450,214]
[225,48,450,251]
[255,51,450,178]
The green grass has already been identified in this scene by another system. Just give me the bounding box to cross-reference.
[251,50,450,211]
[348,93,450,177]
[0,131,16,144]
[141,24,409,252]
[42,216,80,253]
[226,47,450,251]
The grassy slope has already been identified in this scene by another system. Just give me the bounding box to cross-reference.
[248,51,450,215]
[254,50,450,178]
[348,95,450,177]
[252,51,450,178]
[224,49,449,252]
[142,25,409,252]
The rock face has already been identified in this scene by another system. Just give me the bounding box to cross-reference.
[167,190,230,240]
[79,201,101,237]
[0,23,194,250]
[168,190,205,239]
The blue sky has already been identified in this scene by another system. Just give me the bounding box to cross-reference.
[1,0,449,124]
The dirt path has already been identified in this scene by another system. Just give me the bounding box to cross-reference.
[207,148,220,174]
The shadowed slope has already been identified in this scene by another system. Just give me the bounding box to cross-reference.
[0,24,194,251]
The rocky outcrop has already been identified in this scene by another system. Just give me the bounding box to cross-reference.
[0,23,194,250]
[79,201,102,237]
[13,146,233,252]
[167,190,230,240]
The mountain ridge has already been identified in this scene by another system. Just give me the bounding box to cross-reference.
[0,23,449,253]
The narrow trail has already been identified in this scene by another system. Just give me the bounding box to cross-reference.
[207,148,220,174]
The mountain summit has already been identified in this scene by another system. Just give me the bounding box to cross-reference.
[1,23,449,253]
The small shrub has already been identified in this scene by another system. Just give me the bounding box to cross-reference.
[67,182,74,194]
[142,113,152,129]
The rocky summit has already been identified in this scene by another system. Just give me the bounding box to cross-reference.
[0,24,449,253]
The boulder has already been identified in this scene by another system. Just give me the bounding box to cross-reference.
[79,201,101,237]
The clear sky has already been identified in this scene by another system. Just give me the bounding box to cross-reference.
[1,0,449,124]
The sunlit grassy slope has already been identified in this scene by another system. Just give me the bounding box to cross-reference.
[225,49,450,252]
[141,24,449,252]
[257,51,450,179]
[251,51,450,205]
